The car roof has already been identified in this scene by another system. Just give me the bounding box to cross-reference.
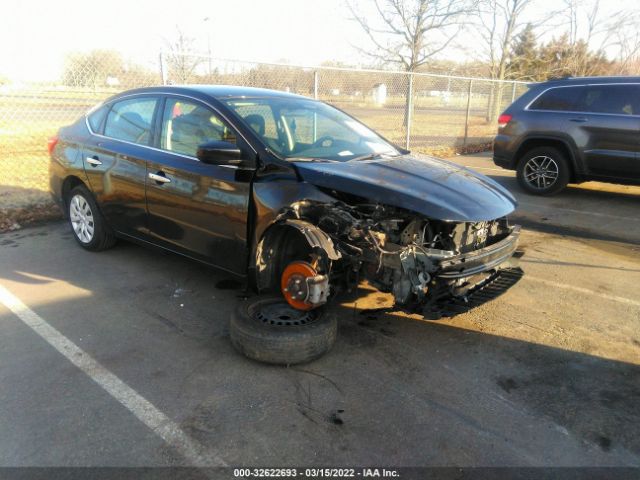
[111,84,312,101]
[532,76,640,88]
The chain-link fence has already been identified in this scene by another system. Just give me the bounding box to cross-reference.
[0,52,527,210]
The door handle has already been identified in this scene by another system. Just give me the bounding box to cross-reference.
[148,172,171,184]
[569,117,588,123]
[86,156,102,166]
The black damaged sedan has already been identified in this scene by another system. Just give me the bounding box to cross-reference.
[49,85,521,364]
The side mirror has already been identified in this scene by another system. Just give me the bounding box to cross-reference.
[196,140,243,165]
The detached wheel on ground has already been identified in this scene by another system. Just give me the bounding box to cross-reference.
[67,185,116,251]
[230,295,337,365]
[516,146,570,195]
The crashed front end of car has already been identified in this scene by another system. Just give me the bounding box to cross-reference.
[252,150,523,319]
[270,193,521,318]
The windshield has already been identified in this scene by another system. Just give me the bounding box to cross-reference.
[223,97,401,161]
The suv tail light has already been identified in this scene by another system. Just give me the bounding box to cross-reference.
[47,136,59,155]
[498,114,512,128]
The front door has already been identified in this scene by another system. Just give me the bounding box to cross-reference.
[145,96,254,274]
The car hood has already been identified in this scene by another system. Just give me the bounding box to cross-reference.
[293,155,517,222]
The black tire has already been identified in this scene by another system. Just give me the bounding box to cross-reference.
[516,146,570,196]
[66,185,116,251]
[230,295,337,365]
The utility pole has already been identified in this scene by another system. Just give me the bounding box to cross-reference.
[203,17,212,77]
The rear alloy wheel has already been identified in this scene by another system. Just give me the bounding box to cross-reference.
[516,147,570,195]
[67,185,116,251]
[230,295,337,365]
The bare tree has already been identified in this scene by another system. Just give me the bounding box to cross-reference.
[474,0,549,121]
[164,27,202,84]
[613,26,640,74]
[347,0,476,127]
[63,50,125,90]
[560,0,633,75]
[348,0,475,72]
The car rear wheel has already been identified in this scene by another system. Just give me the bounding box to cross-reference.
[516,147,570,195]
[67,185,116,251]
[230,295,337,365]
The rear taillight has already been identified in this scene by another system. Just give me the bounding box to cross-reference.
[497,114,512,129]
[47,136,59,155]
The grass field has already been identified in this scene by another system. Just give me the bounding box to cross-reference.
[0,90,498,210]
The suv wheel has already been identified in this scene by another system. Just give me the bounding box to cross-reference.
[516,147,569,195]
[67,185,116,251]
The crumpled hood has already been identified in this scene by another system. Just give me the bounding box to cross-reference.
[294,155,517,222]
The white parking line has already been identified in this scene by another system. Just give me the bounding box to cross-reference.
[0,284,226,467]
[525,275,640,308]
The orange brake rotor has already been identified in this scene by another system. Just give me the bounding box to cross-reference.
[281,261,318,311]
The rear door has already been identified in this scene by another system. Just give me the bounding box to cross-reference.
[145,95,255,274]
[573,84,640,180]
[83,95,159,237]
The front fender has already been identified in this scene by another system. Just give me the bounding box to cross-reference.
[282,219,341,261]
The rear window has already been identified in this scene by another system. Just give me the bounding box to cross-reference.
[529,84,640,115]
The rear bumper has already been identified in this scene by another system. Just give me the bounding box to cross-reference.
[437,225,521,279]
[493,154,513,169]
[492,134,516,169]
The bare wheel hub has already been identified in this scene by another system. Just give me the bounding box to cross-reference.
[280,261,329,311]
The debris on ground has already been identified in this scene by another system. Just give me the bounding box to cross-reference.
[0,203,62,233]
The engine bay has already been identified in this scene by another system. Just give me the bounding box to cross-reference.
[272,190,519,316]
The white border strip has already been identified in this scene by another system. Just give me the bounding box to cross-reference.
[0,284,226,467]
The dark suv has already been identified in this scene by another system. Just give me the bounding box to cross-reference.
[493,77,640,195]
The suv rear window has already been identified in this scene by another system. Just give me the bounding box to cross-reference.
[530,84,640,115]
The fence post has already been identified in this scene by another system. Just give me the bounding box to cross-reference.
[313,71,319,100]
[159,52,168,85]
[511,82,517,103]
[463,80,473,146]
[405,73,414,150]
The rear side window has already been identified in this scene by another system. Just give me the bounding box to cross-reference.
[575,85,639,115]
[528,87,583,112]
[104,97,157,145]
[87,104,108,133]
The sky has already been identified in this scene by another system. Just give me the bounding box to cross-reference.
[0,0,633,82]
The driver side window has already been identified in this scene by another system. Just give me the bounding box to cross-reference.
[161,98,236,158]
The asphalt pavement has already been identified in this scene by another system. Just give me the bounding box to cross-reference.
[0,153,638,468]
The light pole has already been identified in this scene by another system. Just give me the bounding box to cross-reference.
[203,17,212,77]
